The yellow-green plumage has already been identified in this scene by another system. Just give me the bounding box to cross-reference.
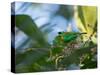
[53,32,86,45]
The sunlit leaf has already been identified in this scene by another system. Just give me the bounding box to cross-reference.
[78,6,87,30]
[78,6,97,32]
[77,6,97,43]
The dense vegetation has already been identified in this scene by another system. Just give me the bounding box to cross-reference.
[13,4,97,73]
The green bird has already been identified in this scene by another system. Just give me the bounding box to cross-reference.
[51,32,86,55]
[53,32,86,46]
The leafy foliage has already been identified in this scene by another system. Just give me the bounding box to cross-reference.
[14,6,97,73]
[15,15,50,48]
[77,6,97,43]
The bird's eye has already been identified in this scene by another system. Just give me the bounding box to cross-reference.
[58,32,62,34]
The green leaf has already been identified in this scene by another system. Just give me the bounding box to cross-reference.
[78,6,87,30]
[78,6,97,32]
[16,48,50,65]
[16,48,50,72]
[77,6,97,44]
[14,15,50,47]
